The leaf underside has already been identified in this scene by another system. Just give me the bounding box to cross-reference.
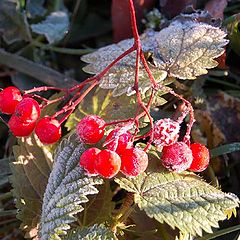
[115,165,239,237]
[39,134,103,240]
[64,224,115,240]
[82,17,228,96]
[11,134,53,239]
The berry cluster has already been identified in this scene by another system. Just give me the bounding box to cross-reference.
[161,142,210,173]
[78,115,148,178]
[0,86,61,144]
[152,118,210,173]
[1,86,210,176]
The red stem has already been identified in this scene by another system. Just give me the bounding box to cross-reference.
[169,89,195,145]
[127,0,155,151]
[23,86,65,94]
[69,46,135,93]
[56,80,99,124]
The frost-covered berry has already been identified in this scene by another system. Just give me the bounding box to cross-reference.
[35,117,61,144]
[14,97,41,123]
[77,115,105,144]
[8,115,36,137]
[188,143,210,172]
[95,149,121,178]
[105,128,133,154]
[80,147,101,175]
[0,86,22,114]
[120,147,148,177]
[161,142,193,172]
[153,118,180,147]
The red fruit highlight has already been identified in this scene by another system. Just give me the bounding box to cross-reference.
[14,97,41,123]
[120,147,148,177]
[161,142,193,172]
[77,115,105,144]
[35,117,61,144]
[79,148,101,175]
[105,128,133,154]
[153,118,180,147]
[8,115,36,137]
[0,86,22,114]
[95,149,121,178]
[189,143,210,172]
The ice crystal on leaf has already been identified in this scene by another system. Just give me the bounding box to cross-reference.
[116,170,239,236]
[39,134,103,240]
[82,17,228,96]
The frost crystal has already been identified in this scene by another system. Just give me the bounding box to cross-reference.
[153,118,180,147]
[82,17,228,96]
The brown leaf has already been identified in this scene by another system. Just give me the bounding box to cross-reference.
[195,91,240,176]
[204,0,228,20]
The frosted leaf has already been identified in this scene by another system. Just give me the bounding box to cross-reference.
[82,37,167,97]
[115,168,239,236]
[64,224,115,240]
[82,18,228,96]
[31,11,69,44]
[39,134,103,240]
[151,20,228,79]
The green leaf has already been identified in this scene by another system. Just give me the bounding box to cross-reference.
[196,224,240,240]
[10,134,53,239]
[210,142,240,158]
[176,232,193,240]
[65,87,138,131]
[31,11,69,44]
[225,14,240,56]
[79,181,115,226]
[115,159,239,236]
[81,14,227,96]
[40,134,103,240]
[65,224,116,240]
[0,0,31,43]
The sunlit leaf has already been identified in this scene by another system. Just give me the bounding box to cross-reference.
[10,134,53,239]
[115,154,239,237]
[82,14,228,96]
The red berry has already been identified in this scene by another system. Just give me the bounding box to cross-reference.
[80,148,101,175]
[35,117,61,144]
[188,143,210,172]
[77,115,105,144]
[95,149,121,178]
[161,142,193,172]
[8,115,36,137]
[0,86,22,114]
[153,118,180,147]
[14,97,41,123]
[104,128,133,154]
[120,147,148,177]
